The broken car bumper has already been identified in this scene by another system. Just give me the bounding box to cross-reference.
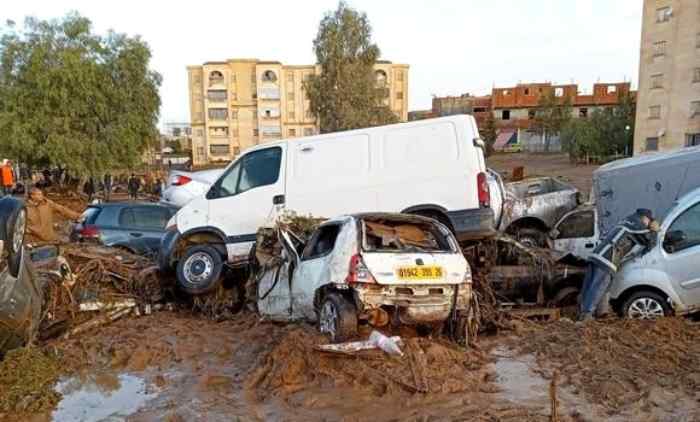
[447,207,496,241]
[157,229,180,273]
[354,283,472,324]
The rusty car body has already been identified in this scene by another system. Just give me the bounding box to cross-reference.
[255,213,473,342]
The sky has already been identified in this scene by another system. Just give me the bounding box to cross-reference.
[3,0,643,129]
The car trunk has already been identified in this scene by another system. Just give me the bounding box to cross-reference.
[358,218,465,286]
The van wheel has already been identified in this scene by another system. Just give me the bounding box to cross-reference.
[176,245,224,295]
[318,293,357,343]
[622,291,671,320]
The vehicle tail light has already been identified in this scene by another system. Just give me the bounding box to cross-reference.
[477,172,490,208]
[172,175,192,186]
[346,254,377,284]
[80,224,101,239]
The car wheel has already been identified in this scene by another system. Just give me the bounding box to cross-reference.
[2,201,26,278]
[176,245,224,295]
[622,291,671,320]
[515,228,547,248]
[318,293,357,343]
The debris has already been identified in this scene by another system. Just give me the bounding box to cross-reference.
[0,347,62,413]
[78,299,137,312]
[369,330,404,356]
[62,307,134,340]
[316,334,404,355]
[549,370,560,422]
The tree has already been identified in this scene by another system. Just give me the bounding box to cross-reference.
[0,14,162,176]
[560,92,637,160]
[480,113,497,157]
[531,91,573,152]
[304,2,398,133]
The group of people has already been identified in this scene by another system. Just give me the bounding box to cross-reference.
[82,173,164,202]
[1,160,16,195]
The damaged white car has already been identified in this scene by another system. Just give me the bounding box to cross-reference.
[255,213,474,342]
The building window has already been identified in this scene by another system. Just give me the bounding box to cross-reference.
[207,108,228,120]
[288,128,296,137]
[579,107,588,118]
[693,68,700,83]
[209,144,230,155]
[646,137,659,151]
[656,7,671,23]
[554,87,564,97]
[253,129,259,137]
[304,128,314,136]
[503,89,511,96]
[653,41,666,57]
[207,90,227,102]
[649,105,661,119]
[501,110,511,120]
[691,101,700,117]
[209,127,229,137]
[686,133,700,147]
[288,111,295,120]
[396,91,404,100]
[607,85,617,94]
[287,92,295,100]
[528,109,536,120]
[262,70,278,83]
[524,88,530,96]
[208,71,224,86]
[651,74,664,89]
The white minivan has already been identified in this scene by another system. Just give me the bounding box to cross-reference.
[158,116,493,293]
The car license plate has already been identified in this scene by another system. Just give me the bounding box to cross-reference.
[396,266,444,280]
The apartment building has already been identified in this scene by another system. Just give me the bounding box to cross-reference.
[187,59,409,165]
[634,0,700,153]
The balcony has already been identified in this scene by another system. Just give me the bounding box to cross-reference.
[207,90,227,103]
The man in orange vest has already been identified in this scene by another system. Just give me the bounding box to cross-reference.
[1,160,14,196]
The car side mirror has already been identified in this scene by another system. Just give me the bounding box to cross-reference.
[206,184,219,200]
[664,230,687,252]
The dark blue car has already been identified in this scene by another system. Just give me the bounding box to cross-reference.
[71,202,177,256]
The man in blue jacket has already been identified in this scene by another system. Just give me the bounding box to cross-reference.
[578,208,660,322]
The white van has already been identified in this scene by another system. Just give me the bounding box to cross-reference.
[158,116,493,293]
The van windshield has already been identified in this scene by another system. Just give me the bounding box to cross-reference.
[361,218,454,253]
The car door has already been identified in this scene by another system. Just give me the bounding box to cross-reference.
[206,146,286,261]
[552,209,597,261]
[660,201,700,308]
[290,222,345,320]
[256,229,301,321]
[117,206,170,254]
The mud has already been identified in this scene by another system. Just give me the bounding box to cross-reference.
[0,347,62,415]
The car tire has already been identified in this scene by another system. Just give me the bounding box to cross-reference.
[176,245,224,295]
[318,292,358,343]
[2,201,26,278]
[515,228,547,248]
[622,290,671,320]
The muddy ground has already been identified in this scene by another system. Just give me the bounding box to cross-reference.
[3,311,698,422]
[488,152,597,195]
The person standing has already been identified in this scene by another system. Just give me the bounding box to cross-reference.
[578,208,660,322]
[26,187,82,243]
[128,173,140,200]
[1,160,15,196]
[103,173,113,202]
[83,177,96,202]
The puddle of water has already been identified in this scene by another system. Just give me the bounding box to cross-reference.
[491,346,549,405]
[51,373,157,422]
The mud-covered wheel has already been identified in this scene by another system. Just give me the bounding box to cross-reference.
[0,198,26,277]
[318,293,357,343]
[622,290,671,320]
[515,228,547,248]
[176,245,223,295]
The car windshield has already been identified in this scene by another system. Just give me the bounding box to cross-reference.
[361,218,454,253]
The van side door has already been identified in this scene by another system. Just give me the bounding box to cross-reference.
[207,146,286,262]
[660,201,700,308]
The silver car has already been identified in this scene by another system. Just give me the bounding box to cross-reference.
[610,187,700,319]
